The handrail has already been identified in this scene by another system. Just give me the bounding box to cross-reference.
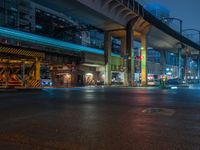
[115,0,200,50]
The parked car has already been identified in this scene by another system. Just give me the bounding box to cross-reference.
[166,79,181,85]
[187,79,199,84]
[147,80,160,86]
[41,79,53,87]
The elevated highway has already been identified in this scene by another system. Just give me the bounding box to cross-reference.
[0,0,200,86]
[30,0,200,86]
[31,0,200,51]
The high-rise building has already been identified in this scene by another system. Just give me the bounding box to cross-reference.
[0,0,105,50]
[0,0,33,31]
[144,3,170,19]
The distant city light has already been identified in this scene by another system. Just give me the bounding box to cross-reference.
[171,86,178,89]
[166,72,172,75]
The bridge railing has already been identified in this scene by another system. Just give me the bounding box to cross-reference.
[116,0,144,17]
[116,0,181,33]
[135,0,200,45]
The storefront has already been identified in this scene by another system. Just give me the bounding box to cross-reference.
[0,45,45,88]
[78,64,105,86]
[165,65,178,79]
[50,64,77,87]
[112,71,124,85]
[85,73,95,85]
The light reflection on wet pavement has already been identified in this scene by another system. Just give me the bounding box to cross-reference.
[0,87,200,149]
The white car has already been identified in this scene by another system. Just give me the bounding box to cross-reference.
[148,80,160,86]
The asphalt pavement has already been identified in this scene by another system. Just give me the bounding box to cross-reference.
[0,87,200,150]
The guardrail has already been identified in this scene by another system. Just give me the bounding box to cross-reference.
[116,0,200,47]
[116,0,144,17]
[116,0,183,35]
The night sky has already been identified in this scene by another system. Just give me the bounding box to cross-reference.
[142,0,200,30]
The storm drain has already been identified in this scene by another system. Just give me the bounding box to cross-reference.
[142,108,176,116]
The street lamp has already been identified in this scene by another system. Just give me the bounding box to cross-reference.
[160,17,183,35]
[182,29,200,45]
[183,29,200,81]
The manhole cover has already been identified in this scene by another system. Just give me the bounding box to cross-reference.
[142,108,175,116]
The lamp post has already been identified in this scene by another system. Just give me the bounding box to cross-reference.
[183,29,200,80]
[161,17,183,35]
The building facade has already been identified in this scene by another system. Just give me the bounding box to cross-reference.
[0,0,183,88]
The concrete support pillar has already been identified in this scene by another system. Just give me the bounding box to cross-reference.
[198,54,200,79]
[121,37,128,86]
[160,50,167,75]
[184,50,189,82]
[5,59,9,88]
[120,37,126,56]
[21,61,26,83]
[126,24,134,86]
[178,47,182,79]
[141,33,148,86]
[35,57,40,81]
[104,32,112,85]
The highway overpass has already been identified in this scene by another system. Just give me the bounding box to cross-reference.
[0,0,199,87]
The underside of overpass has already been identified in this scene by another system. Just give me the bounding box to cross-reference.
[1,0,200,87]
[0,43,82,88]
[31,0,200,53]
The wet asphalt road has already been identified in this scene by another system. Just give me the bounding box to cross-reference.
[0,87,200,150]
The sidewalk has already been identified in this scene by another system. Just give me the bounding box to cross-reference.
[0,87,43,93]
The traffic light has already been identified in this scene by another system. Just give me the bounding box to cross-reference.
[140,56,144,60]
[134,56,144,60]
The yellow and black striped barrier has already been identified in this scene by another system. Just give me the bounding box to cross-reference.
[0,46,45,58]
[29,80,41,87]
